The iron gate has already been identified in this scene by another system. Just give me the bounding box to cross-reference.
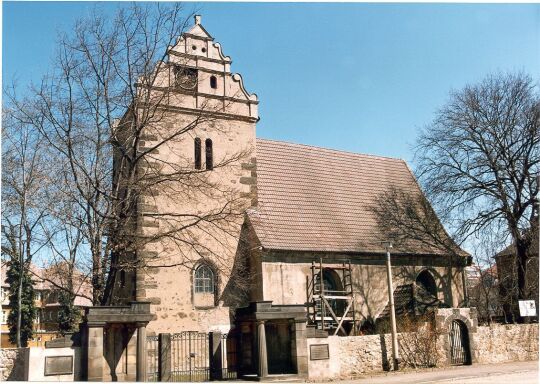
[171,331,210,382]
[146,331,239,381]
[146,335,159,382]
[449,320,471,365]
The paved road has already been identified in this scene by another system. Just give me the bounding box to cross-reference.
[338,360,538,384]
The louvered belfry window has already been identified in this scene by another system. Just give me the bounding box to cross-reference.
[205,138,213,170]
[210,75,218,89]
[194,137,202,169]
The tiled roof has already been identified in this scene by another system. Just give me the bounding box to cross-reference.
[251,139,451,254]
[495,223,539,258]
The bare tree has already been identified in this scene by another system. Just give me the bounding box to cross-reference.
[415,72,539,305]
[397,312,443,368]
[1,109,52,346]
[495,224,539,323]
[467,231,504,325]
[39,207,93,305]
[5,3,254,306]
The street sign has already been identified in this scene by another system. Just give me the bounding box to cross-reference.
[519,300,537,317]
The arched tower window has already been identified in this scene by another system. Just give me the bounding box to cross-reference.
[194,264,215,293]
[194,138,201,169]
[205,139,213,170]
[416,270,437,297]
[210,75,218,89]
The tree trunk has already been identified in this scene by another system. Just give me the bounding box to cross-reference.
[515,237,531,323]
[516,241,528,299]
[16,192,28,348]
[16,259,22,348]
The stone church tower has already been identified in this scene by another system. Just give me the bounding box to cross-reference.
[110,15,259,334]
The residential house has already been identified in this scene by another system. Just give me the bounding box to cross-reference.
[1,262,92,347]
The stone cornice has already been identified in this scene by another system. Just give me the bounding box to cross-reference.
[168,50,230,65]
[183,32,214,42]
[136,83,259,106]
[170,62,229,76]
[136,102,258,123]
[261,249,467,268]
[84,301,153,325]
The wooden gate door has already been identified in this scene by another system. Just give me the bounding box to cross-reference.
[449,320,471,365]
[265,321,294,374]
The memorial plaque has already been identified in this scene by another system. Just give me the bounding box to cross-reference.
[44,356,73,376]
[310,344,330,360]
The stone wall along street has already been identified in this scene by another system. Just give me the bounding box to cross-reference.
[473,323,539,364]
[306,323,539,381]
[0,348,29,381]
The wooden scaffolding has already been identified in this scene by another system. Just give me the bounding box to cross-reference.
[306,259,358,336]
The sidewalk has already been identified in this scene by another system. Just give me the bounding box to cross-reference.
[334,360,539,384]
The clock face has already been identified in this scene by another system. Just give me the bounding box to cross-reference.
[174,66,198,90]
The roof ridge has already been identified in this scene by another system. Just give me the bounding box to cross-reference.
[256,137,405,163]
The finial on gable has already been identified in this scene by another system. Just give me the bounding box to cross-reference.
[194,15,201,25]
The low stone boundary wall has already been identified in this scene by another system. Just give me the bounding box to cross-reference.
[337,334,394,377]
[307,334,394,380]
[307,323,539,380]
[472,323,538,364]
[0,348,29,381]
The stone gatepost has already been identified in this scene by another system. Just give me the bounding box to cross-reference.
[82,301,154,382]
[209,331,223,380]
[435,307,478,365]
[86,323,106,381]
[293,320,308,376]
[234,301,307,380]
[158,333,171,381]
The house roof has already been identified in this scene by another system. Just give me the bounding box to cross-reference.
[250,138,458,255]
[495,223,539,259]
[1,261,92,307]
[1,262,42,288]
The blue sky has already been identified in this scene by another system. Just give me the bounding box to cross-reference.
[3,2,540,164]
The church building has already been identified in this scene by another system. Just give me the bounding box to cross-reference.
[108,15,470,340]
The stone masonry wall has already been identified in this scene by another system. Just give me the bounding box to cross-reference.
[472,324,538,364]
[337,334,393,378]
[307,323,538,380]
[307,334,394,380]
[0,348,28,381]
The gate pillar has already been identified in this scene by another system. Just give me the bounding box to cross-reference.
[293,320,308,376]
[87,323,106,381]
[158,333,171,381]
[136,323,147,381]
[82,301,154,382]
[209,331,223,380]
[235,301,307,379]
[257,320,268,379]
